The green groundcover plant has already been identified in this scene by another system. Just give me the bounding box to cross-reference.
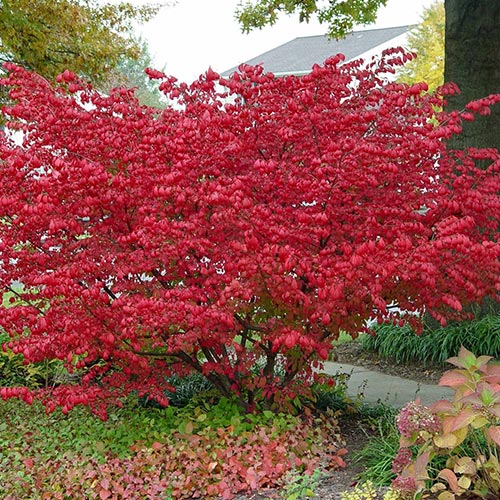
[0,372,351,499]
[0,396,347,499]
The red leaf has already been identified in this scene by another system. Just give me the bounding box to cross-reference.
[331,455,347,468]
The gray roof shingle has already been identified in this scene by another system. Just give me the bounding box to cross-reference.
[222,25,412,77]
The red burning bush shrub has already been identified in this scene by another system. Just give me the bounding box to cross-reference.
[0,49,498,415]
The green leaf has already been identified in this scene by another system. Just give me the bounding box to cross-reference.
[479,387,495,405]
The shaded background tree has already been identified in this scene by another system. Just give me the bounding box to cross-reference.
[444,0,500,317]
[444,1,500,151]
[102,39,167,108]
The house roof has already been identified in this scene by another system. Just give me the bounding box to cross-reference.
[222,25,412,77]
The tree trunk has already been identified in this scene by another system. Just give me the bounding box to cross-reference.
[444,0,500,150]
[444,0,500,318]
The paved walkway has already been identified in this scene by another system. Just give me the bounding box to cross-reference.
[322,361,454,408]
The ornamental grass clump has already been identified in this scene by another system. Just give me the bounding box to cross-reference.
[361,316,500,367]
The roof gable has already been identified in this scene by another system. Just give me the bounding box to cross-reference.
[222,25,412,77]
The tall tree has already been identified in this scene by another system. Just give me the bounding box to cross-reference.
[397,0,444,92]
[444,0,500,151]
[444,0,500,318]
[0,0,160,85]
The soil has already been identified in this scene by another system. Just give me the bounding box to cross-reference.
[234,342,448,499]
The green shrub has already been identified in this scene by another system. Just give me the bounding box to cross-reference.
[139,371,217,408]
[361,315,500,366]
[0,332,63,388]
[281,469,322,499]
[308,372,353,412]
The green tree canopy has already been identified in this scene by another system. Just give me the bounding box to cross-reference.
[236,0,388,39]
[398,1,444,92]
[0,0,160,84]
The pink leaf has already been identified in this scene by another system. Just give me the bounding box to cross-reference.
[430,399,454,413]
[438,468,459,493]
[99,489,111,500]
[439,370,469,388]
[442,409,478,434]
[414,451,430,479]
[245,467,259,489]
[487,426,500,447]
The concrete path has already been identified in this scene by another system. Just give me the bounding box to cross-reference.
[322,361,454,408]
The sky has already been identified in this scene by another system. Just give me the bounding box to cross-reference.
[139,0,436,84]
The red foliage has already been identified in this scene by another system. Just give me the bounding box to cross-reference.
[0,49,499,414]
